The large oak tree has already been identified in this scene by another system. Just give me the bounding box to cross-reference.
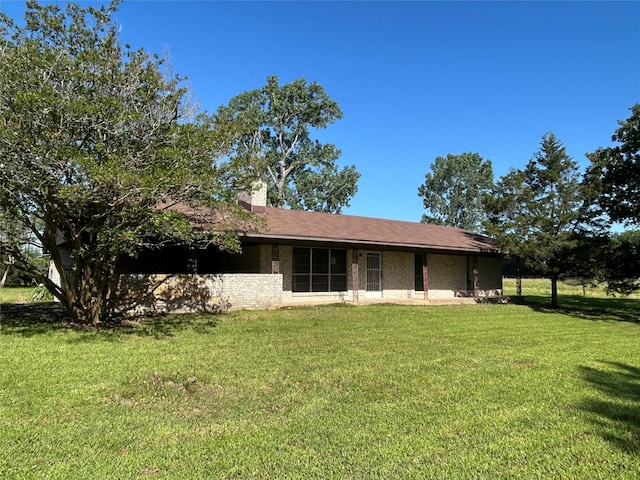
[418,152,494,232]
[0,1,253,325]
[216,76,360,213]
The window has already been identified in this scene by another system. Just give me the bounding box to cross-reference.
[292,248,347,292]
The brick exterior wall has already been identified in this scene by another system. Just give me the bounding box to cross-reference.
[274,246,503,304]
[477,256,504,296]
[426,254,468,298]
[50,241,503,313]
[381,251,414,298]
[229,245,262,273]
[116,273,282,316]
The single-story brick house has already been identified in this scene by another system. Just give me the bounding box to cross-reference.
[110,184,504,313]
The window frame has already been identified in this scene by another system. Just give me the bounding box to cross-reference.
[292,247,347,293]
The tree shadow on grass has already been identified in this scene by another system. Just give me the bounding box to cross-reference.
[579,361,640,454]
[519,294,640,324]
[0,302,68,336]
[0,302,218,339]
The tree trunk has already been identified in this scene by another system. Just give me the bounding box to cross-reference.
[57,254,116,327]
[75,261,116,327]
[550,274,559,308]
[41,224,117,327]
[0,264,8,288]
[0,255,15,288]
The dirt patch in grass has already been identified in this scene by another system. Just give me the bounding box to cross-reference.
[511,360,536,369]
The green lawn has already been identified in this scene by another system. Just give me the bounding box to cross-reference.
[504,277,640,299]
[0,286,36,304]
[1,281,639,478]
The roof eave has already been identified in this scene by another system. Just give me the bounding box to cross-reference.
[239,232,500,255]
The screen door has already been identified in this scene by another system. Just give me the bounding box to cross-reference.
[366,252,382,293]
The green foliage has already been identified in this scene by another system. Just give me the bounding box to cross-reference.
[418,152,493,232]
[0,1,253,324]
[30,283,54,302]
[1,301,639,478]
[602,230,640,295]
[586,104,640,226]
[217,75,360,213]
[0,249,49,287]
[484,133,587,307]
[0,209,49,287]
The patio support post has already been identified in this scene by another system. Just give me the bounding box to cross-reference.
[422,254,429,300]
[473,267,480,298]
[271,245,279,274]
[351,250,359,303]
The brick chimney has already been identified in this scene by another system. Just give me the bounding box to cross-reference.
[238,180,267,214]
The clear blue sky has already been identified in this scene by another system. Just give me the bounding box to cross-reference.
[2,1,639,222]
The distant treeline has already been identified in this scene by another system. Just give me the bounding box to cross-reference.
[502,257,544,278]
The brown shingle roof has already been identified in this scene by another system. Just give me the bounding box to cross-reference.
[242,207,499,254]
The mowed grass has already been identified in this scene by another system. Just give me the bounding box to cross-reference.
[1,280,639,479]
[0,286,36,304]
[504,277,640,300]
